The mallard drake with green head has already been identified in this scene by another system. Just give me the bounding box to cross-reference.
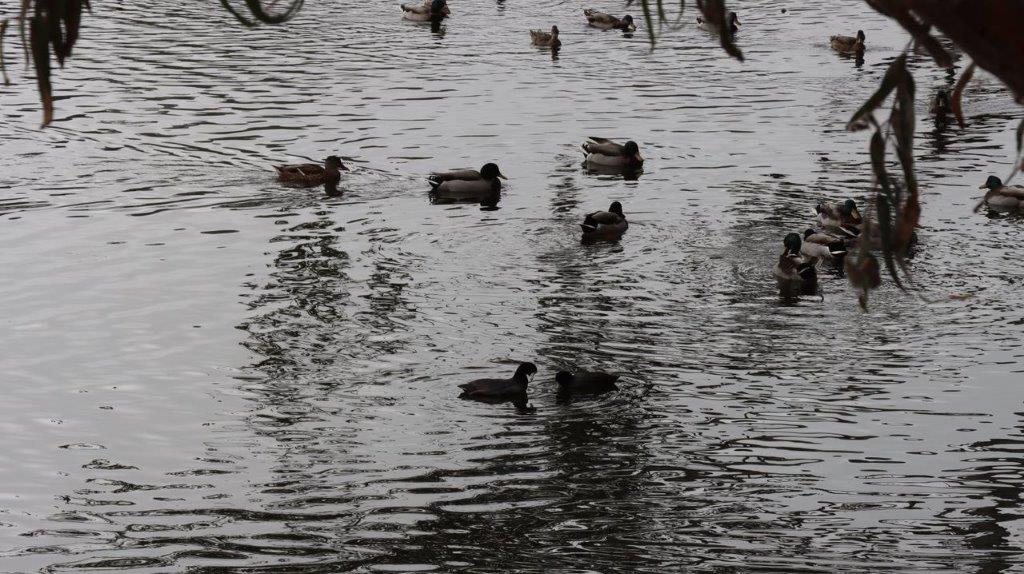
[530,25,561,48]
[582,137,644,168]
[830,30,865,54]
[428,162,506,204]
[581,201,628,244]
[274,156,348,195]
[458,362,537,399]
[583,9,635,32]
[774,233,817,288]
[977,176,1024,212]
[815,199,862,236]
[401,0,449,22]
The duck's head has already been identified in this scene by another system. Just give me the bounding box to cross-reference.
[729,12,740,26]
[783,232,802,256]
[326,156,349,171]
[621,15,635,31]
[856,29,866,42]
[430,0,449,16]
[554,371,574,386]
[515,362,538,381]
[803,228,817,240]
[550,25,559,37]
[608,201,624,216]
[623,140,644,163]
[980,175,1003,190]
[839,199,857,215]
[480,163,507,181]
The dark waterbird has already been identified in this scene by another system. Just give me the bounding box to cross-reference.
[830,29,866,54]
[697,11,740,36]
[555,370,620,395]
[583,9,636,32]
[401,0,450,22]
[581,201,628,244]
[274,155,348,196]
[458,362,537,400]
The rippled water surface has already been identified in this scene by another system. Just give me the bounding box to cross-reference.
[2,0,1024,572]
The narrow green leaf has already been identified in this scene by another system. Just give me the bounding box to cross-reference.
[640,0,656,47]
[30,15,53,127]
[847,53,905,130]
[0,19,9,85]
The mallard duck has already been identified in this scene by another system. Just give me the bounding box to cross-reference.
[555,370,619,394]
[401,0,449,22]
[581,201,628,243]
[830,30,865,54]
[583,9,635,32]
[815,199,862,236]
[697,11,740,35]
[428,162,506,204]
[977,175,1024,212]
[774,233,817,289]
[801,228,847,261]
[530,25,561,48]
[458,362,537,398]
[582,137,644,168]
[931,89,951,115]
[274,156,348,195]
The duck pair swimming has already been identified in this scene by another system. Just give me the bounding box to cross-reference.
[458,362,620,401]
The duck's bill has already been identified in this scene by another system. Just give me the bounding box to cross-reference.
[340,164,351,171]
[498,172,508,180]
[978,183,989,189]
[634,153,644,162]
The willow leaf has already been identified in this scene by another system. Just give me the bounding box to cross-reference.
[30,15,53,127]
[640,0,656,47]
[848,54,905,130]
[952,61,975,128]
[0,19,9,85]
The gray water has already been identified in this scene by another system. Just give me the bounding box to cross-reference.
[2,0,1024,572]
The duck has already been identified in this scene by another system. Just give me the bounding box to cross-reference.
[401,0,449,22]
[428,163,506,204]
[976,175,1024,212]
[830,30,865,54]
[801,228,848,262]
[583,9,636,32]
[773,233,817,289]
[274,156,348,195]
[815,199,863,236]
[530,25,561,48]
[458,362,537,399]
[555,370,619,394]
[581,137,644,168]
[581,201,628,243]
[697,11,740,35]
[931,89,951,116]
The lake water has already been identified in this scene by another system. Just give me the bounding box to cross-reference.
[2,0,1024,572]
